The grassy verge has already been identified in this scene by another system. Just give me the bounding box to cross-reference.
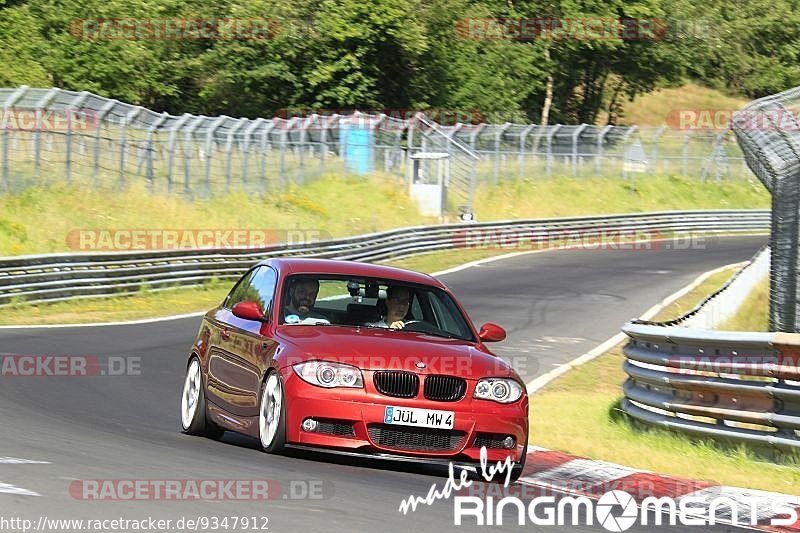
[0,281,232,326]
[717,277,770,331]
[597,82,748,127]
[0,174,432,256]
[647,265,742,322]
[475,174,768,221]
[0,248,517,325]
[0,174,769,256]
[529,267,800,495]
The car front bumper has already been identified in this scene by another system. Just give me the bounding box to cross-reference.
[280,368,529,465]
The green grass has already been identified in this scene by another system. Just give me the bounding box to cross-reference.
[0,174,432,255]
[598,82,749,127]
[717,277,770,331]
[474,174,768,221]
[529,266,800,494]
[0,173,770,256]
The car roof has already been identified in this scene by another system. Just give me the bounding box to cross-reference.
[258,258,445,289]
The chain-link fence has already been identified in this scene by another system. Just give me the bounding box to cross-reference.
[732,87,800,332]
[1,86,750,214]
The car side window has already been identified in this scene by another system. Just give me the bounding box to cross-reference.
[224,268,258,309]
[251,266,278,314]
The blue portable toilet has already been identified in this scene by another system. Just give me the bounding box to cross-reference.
[340,117,373,175]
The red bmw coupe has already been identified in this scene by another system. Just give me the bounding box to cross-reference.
[180,258,529,477]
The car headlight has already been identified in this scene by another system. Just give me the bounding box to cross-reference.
[292,361,363,388]
[474,378,523,403]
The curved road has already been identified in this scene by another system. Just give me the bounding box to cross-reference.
[0,235,766,532]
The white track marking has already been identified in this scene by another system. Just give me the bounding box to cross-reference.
[526,260,748,395]
[0,482,40,496]
[0,458,51,464]
[0,311,206,329]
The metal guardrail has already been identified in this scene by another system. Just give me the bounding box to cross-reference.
[622,324,800,451]
[0,210,769,307]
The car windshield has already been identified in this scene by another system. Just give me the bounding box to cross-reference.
[279,275,475,341]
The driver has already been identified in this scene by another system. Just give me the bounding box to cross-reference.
[283,278,330,325]
[368,285,411,329]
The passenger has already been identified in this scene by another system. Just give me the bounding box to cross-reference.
[368,286,411,329]
[284,278,330,325]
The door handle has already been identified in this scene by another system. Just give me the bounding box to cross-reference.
[220,328,231,340]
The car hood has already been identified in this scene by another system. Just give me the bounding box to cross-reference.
[274,325,517,379]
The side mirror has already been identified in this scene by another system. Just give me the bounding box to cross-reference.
[232,301,267,322]
[478,323,506,342]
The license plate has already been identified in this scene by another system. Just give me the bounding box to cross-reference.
[384,406,454,429]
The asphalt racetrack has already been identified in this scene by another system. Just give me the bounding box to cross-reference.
[0,235,766,532]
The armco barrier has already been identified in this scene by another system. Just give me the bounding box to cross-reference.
[0,210,769,306]
[622,324,800,451]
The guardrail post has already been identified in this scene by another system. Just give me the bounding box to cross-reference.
[494,123,510,183]
[319,115,329,173]
[298,115,312,183]
[650,126,666,173]
[682,133,690,177]
[143,112,168,193]
[519,124,535,176]
[224,119,246,192]
[93,99,118,187]
[182,116,205,197]
[118,106,143,190]
[571,124,588,177]
[545,125,560,177]
[1,86,29,192]
[280,118,296,186]
[406,115,416,185]
[620,126,638,180]
[259,121,274,192]
[64,91,90,185]
[33,88,59,183]
[596,124,613,174]
[203,116,226,197]
[165,114,192,194]
[241,118,266,186]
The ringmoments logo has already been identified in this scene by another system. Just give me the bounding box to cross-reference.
[399,453,798,529]
[451,489,799,528]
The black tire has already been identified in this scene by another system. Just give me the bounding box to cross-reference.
[510,435,528,482]
[258,371,287,454]
[180,357,224,439]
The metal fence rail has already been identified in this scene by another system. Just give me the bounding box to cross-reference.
[1,86,750,213]
[622,323,800,451]
[732,85,800,332]
[0,210,769,307]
